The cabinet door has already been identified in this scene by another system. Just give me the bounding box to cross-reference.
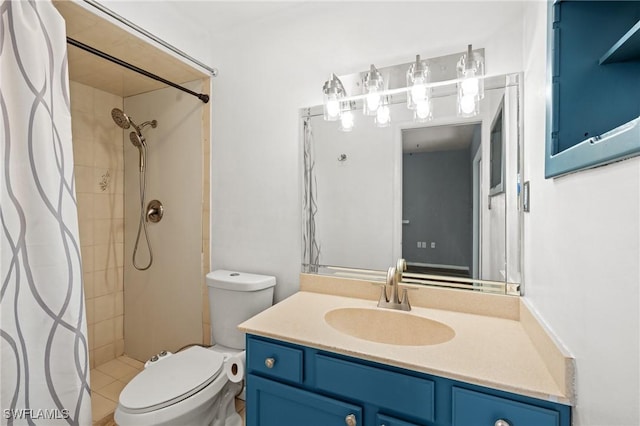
[452,387,560,426]
[376,413,421,426]
[247,374,362,426]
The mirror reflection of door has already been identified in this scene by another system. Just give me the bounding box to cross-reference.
[401,123,481,278]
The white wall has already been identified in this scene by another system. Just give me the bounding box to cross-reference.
[95,1,525,301]
[522,3,640,425]
[206,2,526,301]
[86,3,639,421]
[311,113,396,271]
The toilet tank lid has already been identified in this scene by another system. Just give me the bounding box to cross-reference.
[206,270,276,291]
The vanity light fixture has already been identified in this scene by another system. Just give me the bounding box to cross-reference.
[340,101,356,132]
[406,55,431,111]
[362,64,384,116]
[323,73,346,121]
[414,98,432,122]
[322,46,485,129]
[456,44,485,117]
[375,96,391,127]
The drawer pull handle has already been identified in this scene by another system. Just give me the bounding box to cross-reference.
[495,420,511,426]
[264,357,275,369]
[345,413,357,426]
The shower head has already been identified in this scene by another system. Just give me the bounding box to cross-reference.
[129,131,145,148]
[111,108,132,129]
[129,131,146,171]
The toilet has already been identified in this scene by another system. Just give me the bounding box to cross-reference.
[114,270,276,426]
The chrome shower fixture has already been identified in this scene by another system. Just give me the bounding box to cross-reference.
[129,132,146,171]
[129,131,145,147]
[111,108,157,172]
[110,107,157,271]
[111,108,157,135]
[111,108,132,129]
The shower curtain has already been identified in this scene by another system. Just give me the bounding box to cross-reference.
[1,1,91,425]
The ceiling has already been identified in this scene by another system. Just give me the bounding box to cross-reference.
[53,1,208,98]
[402,123,479,154]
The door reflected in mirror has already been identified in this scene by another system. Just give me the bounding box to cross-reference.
[401,123,479,279]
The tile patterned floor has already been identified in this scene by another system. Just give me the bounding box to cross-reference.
[91,356,144,425]
[236,399,246,424]
[90,355,246,425]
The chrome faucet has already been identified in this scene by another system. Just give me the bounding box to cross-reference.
[377,258,411,311]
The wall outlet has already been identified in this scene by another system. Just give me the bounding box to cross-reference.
[421,242,427,248]
[431,242,436,249]
[417,242,421,248]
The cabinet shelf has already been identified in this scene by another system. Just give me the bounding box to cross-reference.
[600,19,640,64]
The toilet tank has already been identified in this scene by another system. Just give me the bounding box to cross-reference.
[206,270,275,350]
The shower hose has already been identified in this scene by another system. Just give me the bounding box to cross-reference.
[133,148,153,271]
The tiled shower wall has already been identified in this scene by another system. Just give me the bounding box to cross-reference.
[70,81,125,369]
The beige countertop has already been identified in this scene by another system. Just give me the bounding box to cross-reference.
[239,288,574,405]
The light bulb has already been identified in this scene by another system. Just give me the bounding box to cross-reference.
[460,94,476,115]
[340,110,354,131]
[461,77,479,97]
[416,100,430,119]
[376,105,390,127]
[410,83,427,103]
[326,99,340,119]
[366,92,381,112]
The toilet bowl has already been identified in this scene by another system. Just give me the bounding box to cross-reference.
[115,346,242,426]
[114,270,275,426]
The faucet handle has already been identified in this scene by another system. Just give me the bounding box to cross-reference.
[395,259,406,284]
[386,266,396,286]
[399,288,411,310]
[377,284,389,304]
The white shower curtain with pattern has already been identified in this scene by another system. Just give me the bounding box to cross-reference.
[1,1,91,424]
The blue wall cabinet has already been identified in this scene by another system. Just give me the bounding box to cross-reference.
[545,1,640,177]
[246,335,571,426]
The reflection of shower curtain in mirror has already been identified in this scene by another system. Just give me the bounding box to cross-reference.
[302,117,320,271]
[1,1,91,424]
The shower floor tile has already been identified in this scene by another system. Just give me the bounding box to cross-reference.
[91,393,117,424]
[236,398,246,425]
[95,358,139,381]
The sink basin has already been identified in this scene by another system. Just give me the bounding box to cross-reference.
[324,307,455,346]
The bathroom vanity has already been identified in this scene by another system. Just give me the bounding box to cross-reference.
[245,335,569,426]
[239,279,574,426]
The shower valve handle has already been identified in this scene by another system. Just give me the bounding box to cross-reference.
[146,200,164,223]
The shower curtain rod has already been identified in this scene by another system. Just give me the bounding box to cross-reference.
[66,37,210,104]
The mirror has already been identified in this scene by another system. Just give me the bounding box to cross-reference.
[302,73,523,295]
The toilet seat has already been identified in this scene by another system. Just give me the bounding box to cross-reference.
[118,346,224,414]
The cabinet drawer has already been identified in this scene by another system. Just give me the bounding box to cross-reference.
[248,374,362,426]
[315,354,435,423]
[376,414,420,426]
[247,338,303,384]
[452,387,560,426]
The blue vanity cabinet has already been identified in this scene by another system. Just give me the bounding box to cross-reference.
[246,335,571,426]
[451,387,561,426]
[376,414,421,426]
[248,374,363,426]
